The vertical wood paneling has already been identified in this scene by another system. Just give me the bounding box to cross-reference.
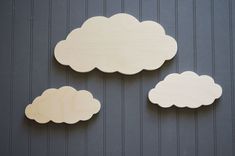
[0,0,234,156]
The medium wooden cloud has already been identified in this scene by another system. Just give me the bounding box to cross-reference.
[54,13,177,75]
[148,71,222,108]
[25,86,101,124]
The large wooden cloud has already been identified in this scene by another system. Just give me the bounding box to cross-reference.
[148,71,222,108]
[54,13,177,75]
[25,86,101,124]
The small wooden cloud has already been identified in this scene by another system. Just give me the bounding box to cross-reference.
[148,71,222,108]
[25,86,101,124]
[54,13,177,75]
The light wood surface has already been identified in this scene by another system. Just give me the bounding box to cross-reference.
[25,86,101,124]
[54,13,177,75]
[148,71,222,108]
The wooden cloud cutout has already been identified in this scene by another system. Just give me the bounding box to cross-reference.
[148,71,222,108]
[25,86,101,124]
[54,13,177,75]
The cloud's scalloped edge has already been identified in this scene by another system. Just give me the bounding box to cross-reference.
[64,57,167,75]
[25,86,101,124]
[148,71,223,108]
[148,95,219,109]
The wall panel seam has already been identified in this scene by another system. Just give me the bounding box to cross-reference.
[193,0,198,156]
[9,0,15,155]
[210,0,217,155]
[229,0,235,155]
[46,1,52,156]
[28,0,34,155]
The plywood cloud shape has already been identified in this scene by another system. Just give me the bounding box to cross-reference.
[25,86,101,124]
[54,13,177,75]
[148,71,222,108]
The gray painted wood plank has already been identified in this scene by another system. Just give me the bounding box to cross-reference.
[195,0,214,156]
[232,0,235,154]
[0,0,13,155]
[106,0,122,16]
[141,1,159,156]
[123,75,141,156]
[105,73,123,156]
[214,0,233,156]
[11,0,31,155]
[86,72,104,156]
[30,1,49,156]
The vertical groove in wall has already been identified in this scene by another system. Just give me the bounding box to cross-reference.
[66,0,70,85]
[102,1,107,156]
[175,0,179,72]
[121,2,125,156]
[192,0,198,156]
[156,1,161,156]
[47,0,52,156]
[28,0,34,156]
[102,77,106,156]
[102,75,106,156]
[139,76,143,156]
[192,0,197,72]
[47,1,52,88]
[229,0,235,155]
[138,1,143,156]
[139,0,142,20]
[158,110,161,156]
[121,77,125,156]
[103,0,107,15]
[84,1,88,156]
[9,0,15,155]
[175,0,180,156]
[121,0,124,13]
[65,0,70,156]
[157,0,160,21]
[210,0,217,156]
[175,2,179,82]
[85,0,88,19]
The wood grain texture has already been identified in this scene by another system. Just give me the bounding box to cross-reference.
[54,13,177,75]
[148,71,222,108]
[25,86,101,124]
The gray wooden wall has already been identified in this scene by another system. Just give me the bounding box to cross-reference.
[0,0,234,156]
